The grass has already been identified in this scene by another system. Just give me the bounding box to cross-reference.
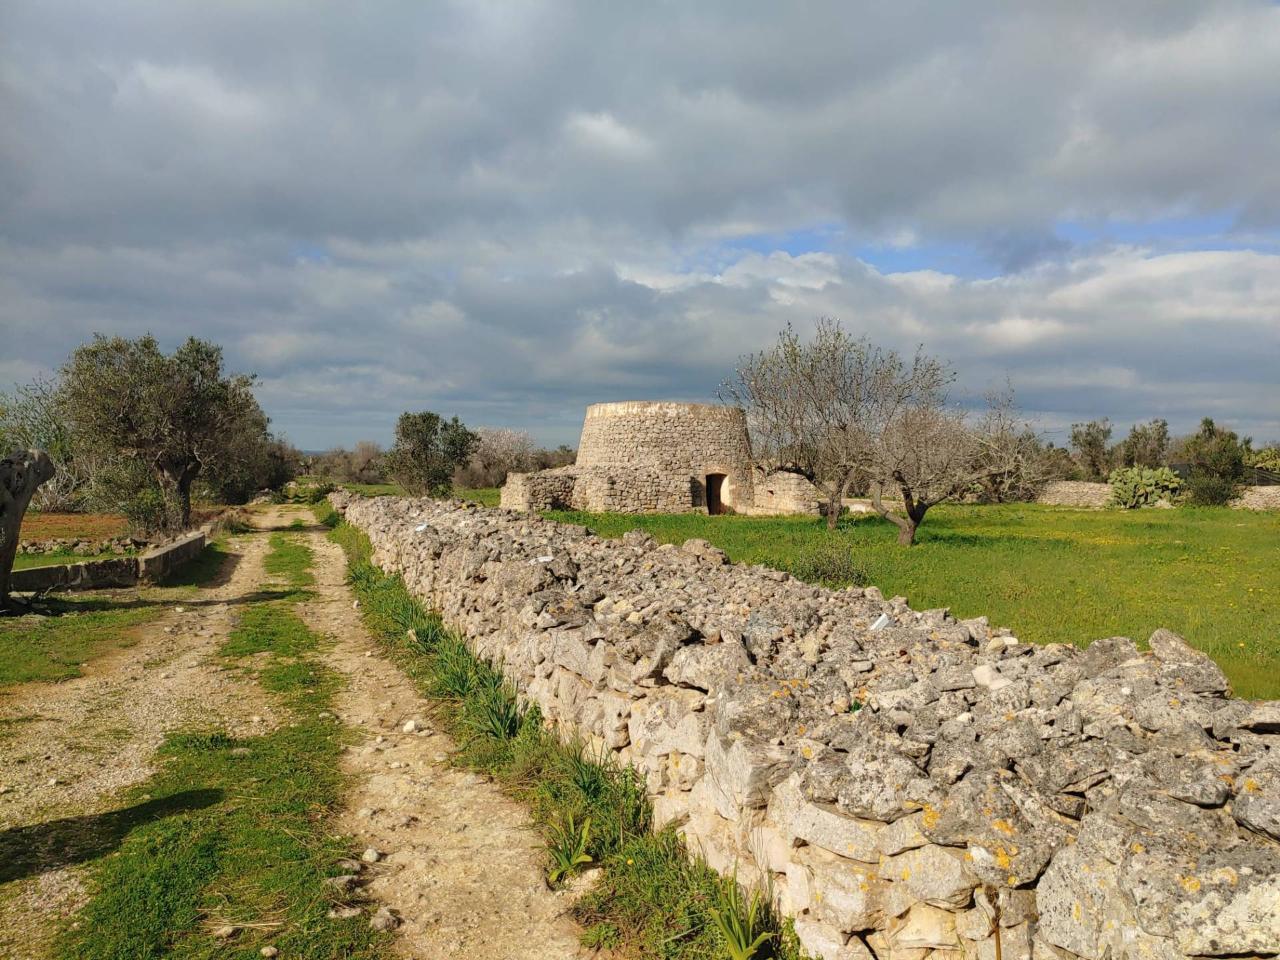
[546,503,1280,700]
[336,482,500,507]
[329,516,804,959]
[11,550,133,571]
[0,540,233,690]
[262,533,315,592]
[0,599,155,687]
[56,539,388,960]
[460,487,500,508]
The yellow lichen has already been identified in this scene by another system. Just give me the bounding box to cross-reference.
[1178,875,1201,893]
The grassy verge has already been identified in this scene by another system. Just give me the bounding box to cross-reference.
[0,540,233,690]
[0,599,156,687]
[334,483,499,507]
[56,536,388,960]
[12,550,138,572]
[329,516,804,960]
[548,504,1280,700]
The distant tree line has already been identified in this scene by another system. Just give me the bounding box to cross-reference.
[312,427,574,494]
[0,334,301,533]
[1067,416,1275,505]
[724,319,1277,544]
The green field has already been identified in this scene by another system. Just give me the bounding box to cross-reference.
[547,504,1280,700]
[339,482,499,507]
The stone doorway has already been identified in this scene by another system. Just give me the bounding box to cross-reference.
[705,473,726,514]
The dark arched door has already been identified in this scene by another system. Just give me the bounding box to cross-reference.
[706,473,726,514]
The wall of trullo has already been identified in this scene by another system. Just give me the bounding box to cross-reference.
[334,492,1280,960]
[501,401,823,515]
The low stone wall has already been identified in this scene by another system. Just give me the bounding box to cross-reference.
[18,535,145,556]
[747,469,823,516]
[9,531,207,593]
[139,531,206,582]
[1234,485,1280,510]
[1034,481,1111,508]
[9,556,140,593]
[334,492,1279,960]
[1037,481,1280,510]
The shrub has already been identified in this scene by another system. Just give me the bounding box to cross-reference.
[1108,466,1181,509]
[781,538,868,587]
[1246,445,1280,476]
[120,485,170,533]
[1182,418,1247,506]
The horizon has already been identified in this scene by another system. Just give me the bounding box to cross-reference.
[3,3,1278,450]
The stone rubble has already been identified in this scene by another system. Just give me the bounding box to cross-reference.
[333,492,1280,960]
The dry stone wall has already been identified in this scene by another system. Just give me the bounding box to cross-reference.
[334,492,1280,960]
[1234,486,1280,510]
[1035,482,1112,508]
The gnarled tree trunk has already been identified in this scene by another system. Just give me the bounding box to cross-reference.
[1,448,57,608]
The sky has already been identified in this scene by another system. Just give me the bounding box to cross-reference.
[2,2,1278,450]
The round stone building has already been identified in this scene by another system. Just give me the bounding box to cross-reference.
[500,401,820,515]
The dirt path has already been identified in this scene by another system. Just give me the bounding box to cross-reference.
[297,519,586,959]
[0,529,280,959]
[0,505,585,959]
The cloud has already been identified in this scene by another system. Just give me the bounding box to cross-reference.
[0,1,1277,447]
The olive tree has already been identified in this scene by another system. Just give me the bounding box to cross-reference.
[385,411,478,497]
[0,379,88,511]
[1,449,56,608]
[60,335,266,530]
[1070,418,1113,480]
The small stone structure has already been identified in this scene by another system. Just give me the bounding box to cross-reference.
[501,401,820,515]
[335,491,1280,960]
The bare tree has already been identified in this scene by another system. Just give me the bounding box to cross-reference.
[868,380,1059,544]
[969,387,1062,503]
[723,319,946,530]
[463,427,537,488]
[727,320,1044,545]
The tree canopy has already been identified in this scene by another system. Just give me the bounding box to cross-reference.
[385,411,479,497]
[60,334,269,530]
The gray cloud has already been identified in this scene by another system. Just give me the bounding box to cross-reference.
[1,1,1278,448]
